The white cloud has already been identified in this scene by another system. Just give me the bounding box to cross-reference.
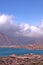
[0,14,43,37]
[0,14,13,24]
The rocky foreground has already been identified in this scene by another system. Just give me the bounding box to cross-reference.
[0,54,43,65]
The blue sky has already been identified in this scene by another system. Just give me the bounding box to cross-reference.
[0,0,43,25]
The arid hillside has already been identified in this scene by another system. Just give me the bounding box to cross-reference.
[0,54,43,65]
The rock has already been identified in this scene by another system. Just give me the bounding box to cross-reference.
[0,54,43,65]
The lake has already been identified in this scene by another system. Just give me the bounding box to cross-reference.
[0,48,43,56]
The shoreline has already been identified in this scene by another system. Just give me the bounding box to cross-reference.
[0,44,43,50]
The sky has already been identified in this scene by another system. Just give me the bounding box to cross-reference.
[0,0,43,37]
[0,0,43,25]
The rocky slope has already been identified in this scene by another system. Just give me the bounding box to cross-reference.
[0,54,43,65]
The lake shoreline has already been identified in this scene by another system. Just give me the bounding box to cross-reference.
[0,44,43,50]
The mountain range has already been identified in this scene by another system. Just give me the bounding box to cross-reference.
[0,32,43,49]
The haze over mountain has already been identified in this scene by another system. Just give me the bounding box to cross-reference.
[0,32,43,46]
[0,14,43,46]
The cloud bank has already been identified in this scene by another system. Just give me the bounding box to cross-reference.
[0,14,43,37]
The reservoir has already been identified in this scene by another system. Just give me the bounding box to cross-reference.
[0,48,43,56]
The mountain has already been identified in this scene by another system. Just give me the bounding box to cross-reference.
[0,32,35,46]
[0,32,18,46]
[0,32,43,47]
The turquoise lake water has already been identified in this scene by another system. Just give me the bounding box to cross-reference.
[0,48,43,56]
